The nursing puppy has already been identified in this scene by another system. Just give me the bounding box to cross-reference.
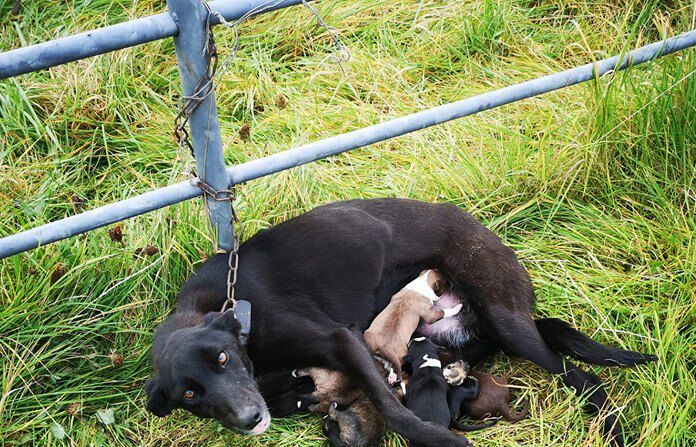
[323,398,385,447]
[403,339,496,434]
[464,371,529,423]
[402,337,450,428]
[364,270,462,382]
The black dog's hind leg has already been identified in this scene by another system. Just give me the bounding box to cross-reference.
[488,314,624,445]
[442,227,632,446]
[325,327,472,447]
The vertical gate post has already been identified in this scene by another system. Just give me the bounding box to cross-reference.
[166,0,234,252]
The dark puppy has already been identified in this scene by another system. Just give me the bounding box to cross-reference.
[402,339,494,435]
[323,398,385,447]
[464,371,529,422]
[447,377,479,418]
[447,377,500,432]
[402,338,450,427]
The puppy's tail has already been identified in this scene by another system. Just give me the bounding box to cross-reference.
[535,318,657,367]
[450,417,500,432]
[501,399,529,422]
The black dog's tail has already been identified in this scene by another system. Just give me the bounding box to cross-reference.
[450,417,500,432]
[535,318,657,367]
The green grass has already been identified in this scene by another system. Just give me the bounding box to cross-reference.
[1,0,695,446]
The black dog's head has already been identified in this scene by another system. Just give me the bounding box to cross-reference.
[145,311,270,434]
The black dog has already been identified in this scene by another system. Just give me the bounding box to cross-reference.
[145,198,655,446]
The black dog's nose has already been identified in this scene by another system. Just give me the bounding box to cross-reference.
[239,409,263,430]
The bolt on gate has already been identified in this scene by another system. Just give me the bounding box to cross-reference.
[0,0,695,259]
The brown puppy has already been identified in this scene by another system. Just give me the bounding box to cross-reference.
[323,397,385,447]
[465,371,529,422]
[363,269,462,382]
[296,368,386,447]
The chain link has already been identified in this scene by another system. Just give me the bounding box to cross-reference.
[221,235,240,313]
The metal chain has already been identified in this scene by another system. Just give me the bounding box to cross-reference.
[221,234,240,313]
[173,0,350,314]
[170,2,242,313]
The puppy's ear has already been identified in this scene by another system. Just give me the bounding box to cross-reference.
[432,278,445,296]
[145,375,174,417]
[209,310,242,335]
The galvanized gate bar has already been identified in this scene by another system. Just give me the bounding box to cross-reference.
[0,30,694,259]
[227,29,696,185]
[0,0,306,80]
[168,0,234,252]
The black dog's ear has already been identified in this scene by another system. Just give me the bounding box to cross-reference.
[207,310,242,335]
[402,353,414,365]
[203,312,219,326]
[145,375,174,417]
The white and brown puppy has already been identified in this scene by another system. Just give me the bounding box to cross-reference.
[363,269,462,382]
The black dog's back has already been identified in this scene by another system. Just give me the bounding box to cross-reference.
[403,338,450,428]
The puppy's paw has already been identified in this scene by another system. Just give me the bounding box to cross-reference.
[322,414,340,438]
[326,401,342,421]
[387,370,398,385]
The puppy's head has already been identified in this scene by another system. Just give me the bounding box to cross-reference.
[145,311,270,435]
[403,337,442,368]
[442,360,471,386]
[420,269,449,296]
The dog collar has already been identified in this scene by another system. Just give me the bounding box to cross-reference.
[419,355,442,369]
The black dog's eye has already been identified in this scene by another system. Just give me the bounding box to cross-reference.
[183,389,195,399]
[217,351,228,366]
